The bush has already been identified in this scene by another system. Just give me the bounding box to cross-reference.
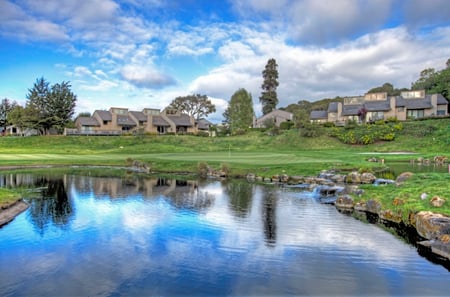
[300,123,324,137]
[280,121,294,130]
[198,162,209,177]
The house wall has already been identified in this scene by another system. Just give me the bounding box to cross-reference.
[93,112,118,131]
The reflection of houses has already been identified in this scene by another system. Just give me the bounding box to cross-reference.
[310,91,449,124]
[67,107,199,135]
[253,109,293,128]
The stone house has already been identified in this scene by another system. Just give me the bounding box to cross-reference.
[69,107,198,135]
[253,109,294,128]
[310,90,448,124]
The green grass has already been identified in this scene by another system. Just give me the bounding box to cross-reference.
[355,173,450,218]
[0,118,449,217]
[0,188,22,206]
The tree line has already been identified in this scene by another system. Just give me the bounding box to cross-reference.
[2,58,446,136]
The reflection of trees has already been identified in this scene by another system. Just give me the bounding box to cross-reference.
[28,178,74,234]
[224,181,253,218]
[163,179,215,211]
[262,190,277,247]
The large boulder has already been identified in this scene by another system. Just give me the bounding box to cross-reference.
[415,211,450,240]
[360,172,376,184]
[395,172,414,185]
[335,195,354,210]
[366,199,382,214]
[345,171,361,184]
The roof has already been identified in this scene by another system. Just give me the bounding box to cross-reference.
[167,114,193,126]
[152,116,170,126]
[94,110,112,121]
[436,94,449,105]
[117,115,136,126]
[327,102,339,113]
[197,118,212,130]
[310,110,328,119]
[77,117,100,126]
[396,97,433,110]
[364,100,391,112]
[342,104,362,116]
[129,111,147,122]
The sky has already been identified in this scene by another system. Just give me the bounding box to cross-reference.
[1,0,450,122]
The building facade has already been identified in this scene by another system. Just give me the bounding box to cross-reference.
[310,91,448,124]
[68,108,199,135]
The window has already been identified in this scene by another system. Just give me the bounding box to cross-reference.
[157,126,166,134]
[437,110,446,116]
[407,109,424,119]
[397,107,404,112]
[367,111,384,121]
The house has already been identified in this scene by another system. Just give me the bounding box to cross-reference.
[68,107,198,135]
[310,90,448,124]
[253,109,293,128]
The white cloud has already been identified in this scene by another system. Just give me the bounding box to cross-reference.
[120,64,176,89]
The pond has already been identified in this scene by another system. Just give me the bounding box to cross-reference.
[0,171,449,296]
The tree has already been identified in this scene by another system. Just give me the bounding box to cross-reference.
[168,94,215,120]
[0,98,17,130]
[225,88,254,134]
[260,58,279,115]
[26,77,77,134]
[412,60,450,100]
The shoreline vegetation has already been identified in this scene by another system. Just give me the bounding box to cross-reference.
[0,118,449,260]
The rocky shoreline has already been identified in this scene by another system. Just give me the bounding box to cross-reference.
[243,169,450,263]
[0,200,29,227]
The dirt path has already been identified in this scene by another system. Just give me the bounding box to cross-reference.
[0,200,29,227]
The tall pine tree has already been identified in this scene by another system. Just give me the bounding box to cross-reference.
[260,58,279,115]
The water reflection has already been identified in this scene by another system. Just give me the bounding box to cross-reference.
[28,178,73,234]
[0,171,449,297]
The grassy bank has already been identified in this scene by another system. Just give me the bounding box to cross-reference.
[0,188,22,207]
[0,118,448,213]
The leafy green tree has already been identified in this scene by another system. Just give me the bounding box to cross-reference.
[411,60,450,99]
[225,88,254,134]
[26,77,77,134]
[168,94,216,120]
[0,98,17,130]
[367,82,407,96]
[260,58,279,115]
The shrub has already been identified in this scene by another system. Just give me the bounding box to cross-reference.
[280,121,294,130]
[198,162,209,177]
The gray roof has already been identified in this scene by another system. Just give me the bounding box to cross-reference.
[327,102,339,113]
[436,94,449,105]
[197,118,212,130]
[167,114,193,126]
[117,115,136,126]
[396,97,433,110]
[364,100,391,112]
[342,104,362,116]
[129,111,147,122]
[95,110,112,121]
[310,110,328,119]
[77,117,100,126]
[152,116,170,126]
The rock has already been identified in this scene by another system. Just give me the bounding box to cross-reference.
[256,176,263,182]
[430,196,446,207]
[345,171,361,184]
[271,175,280,182]
[379,209,402,223]
[330,174,346,183]
[415,211,450,240]
[288,176,305,184]
[366,199,381,214]
[263,177,272,183]
[280,174,289,183]
[354,201,367,212]
[395,172,414,185]
[360,172,376,184]
[246,173,256,181]
[335,195,354,210]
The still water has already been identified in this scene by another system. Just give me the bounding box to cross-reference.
[0,172,449,296]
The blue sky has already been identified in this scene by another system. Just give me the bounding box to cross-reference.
[1,0,450,122]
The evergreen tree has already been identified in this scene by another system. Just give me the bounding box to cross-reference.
[225,88,254,134]
[26,77,77,134]
[260,58,279,115]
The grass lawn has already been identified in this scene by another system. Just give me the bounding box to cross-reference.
[0,188,22,207]
[0,118,448,219]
